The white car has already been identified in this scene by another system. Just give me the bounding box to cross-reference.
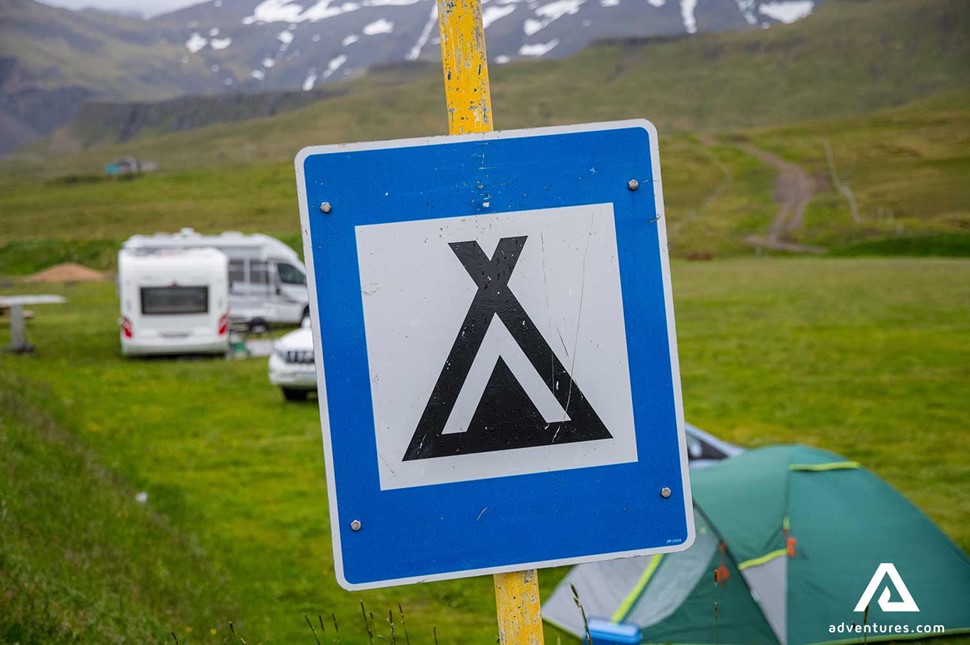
[268,319,317,401]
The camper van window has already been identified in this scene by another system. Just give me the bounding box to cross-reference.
[141,286,209,315]
[228,259,245,285]
[277,263,306,286]
[250,261,270,285]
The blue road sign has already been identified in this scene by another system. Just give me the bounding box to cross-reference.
[295,121,693,590]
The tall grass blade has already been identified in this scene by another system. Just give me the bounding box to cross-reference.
[398,604,411,645]
[305,613,321,645]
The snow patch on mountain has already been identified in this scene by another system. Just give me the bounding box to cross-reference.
[406,4,437,60]
[519,39,559,56]
[243,0,368,25]
[600,0,619,8]
[734,0,758,24]
[211,37,232,50]
[262,57,276,67]
[523,0,584,36]
[244,0,303,23]
[302,2,361,21]
[483,5,516,28]
[278,30,294,44]
[648,0,665,6]
[323,54,348,78]
[363,18,394,35]
[303,68,318,90]
[759,0,812,23]
[185,33,207,53]
[251,69,265,80]
[680,0,697,33]
[343,33,360,46]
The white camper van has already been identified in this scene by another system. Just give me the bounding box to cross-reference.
[118,248,230,356]
[122,229,309,330]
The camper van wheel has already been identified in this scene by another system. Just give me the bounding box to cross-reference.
[249,319,269,334]
[301,307,310,326]
[282,388,308,402]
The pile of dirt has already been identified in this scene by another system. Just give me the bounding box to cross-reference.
[23,263,106,283]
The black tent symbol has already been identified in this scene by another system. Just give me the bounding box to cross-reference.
[404,235,613,461]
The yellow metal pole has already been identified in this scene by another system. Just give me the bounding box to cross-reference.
[435,1,543,642]
[494,569,545,644]
[436,0,493,134]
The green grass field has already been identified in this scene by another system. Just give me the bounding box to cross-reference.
[2,258,967,642]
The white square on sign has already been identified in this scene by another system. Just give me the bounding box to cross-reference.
[356,203,637,490]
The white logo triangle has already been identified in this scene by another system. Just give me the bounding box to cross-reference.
[854,563,920,613]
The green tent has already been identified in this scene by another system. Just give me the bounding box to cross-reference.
[543,445,970,644]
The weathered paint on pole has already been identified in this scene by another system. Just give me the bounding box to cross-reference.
[436,0,493,134]
[436,1,542,642]
[494,569,545,644]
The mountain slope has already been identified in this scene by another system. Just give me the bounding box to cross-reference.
[26,0,970,163]
[0,0,214,154]
[0,0,824,99]
[0,0,205,98]
[0,0,823,154]
[149,0,791,94]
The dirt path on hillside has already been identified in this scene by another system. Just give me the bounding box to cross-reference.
[737,143,826,254]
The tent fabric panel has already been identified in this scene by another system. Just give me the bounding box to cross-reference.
[625,510,719,627]
[786,445,849,467]
[786,462,970,645]
[643,541,779,645]
[541,552,660,639]
[741,554,788,645]
[612,554,664,622]
[691,446,794,563]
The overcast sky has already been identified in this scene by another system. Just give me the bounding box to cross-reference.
[38,0,207,18]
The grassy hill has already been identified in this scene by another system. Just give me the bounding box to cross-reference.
[1,89,966,267]
[0,0,208,100]
[698,91,970,255]
[11,0,968,169]
[0,370,239,642]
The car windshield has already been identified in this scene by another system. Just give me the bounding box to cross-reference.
[277,262,306,286]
